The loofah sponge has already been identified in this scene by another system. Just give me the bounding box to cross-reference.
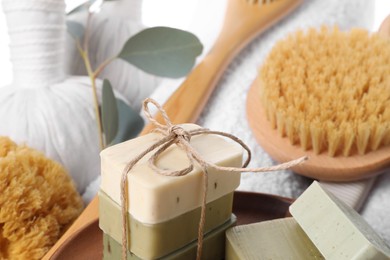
[260,27,390,157]
[0,137,83,260]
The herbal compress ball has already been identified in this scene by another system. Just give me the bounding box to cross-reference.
[0,137,83,259]
[260,27,390,156]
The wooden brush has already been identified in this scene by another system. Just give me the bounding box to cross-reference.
[247,25,390,181]
[261,27,390,157]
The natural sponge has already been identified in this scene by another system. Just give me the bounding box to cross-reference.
[260,27,390,157]
[0,137,83,259]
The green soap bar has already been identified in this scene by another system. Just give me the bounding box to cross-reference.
[99,191,233,259]
[103,215,237,260]
[290,181,390,259]
[225,218,324,260]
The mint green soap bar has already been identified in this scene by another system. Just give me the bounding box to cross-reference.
[99,191,233,259]
[103,215,237,260]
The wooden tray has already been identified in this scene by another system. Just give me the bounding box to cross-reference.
[49,191,293,259]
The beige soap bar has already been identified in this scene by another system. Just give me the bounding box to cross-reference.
[100,124,242,224]
[99,191,233,259]
[290,181,390,259]
[225,217,324,260]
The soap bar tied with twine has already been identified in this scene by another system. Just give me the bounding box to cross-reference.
[120,98,307,260]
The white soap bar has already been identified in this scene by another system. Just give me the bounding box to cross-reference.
[100,124,242,224]
[225,217,324,260]
[290,181,390,260]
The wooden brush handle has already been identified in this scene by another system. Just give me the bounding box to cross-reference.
[141,0,303,134]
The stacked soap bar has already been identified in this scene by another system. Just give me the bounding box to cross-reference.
[226,181,390,260]
[99,124,243,259]
[103,215,237,260]
[290,182,390,259]
[226,218,323,259]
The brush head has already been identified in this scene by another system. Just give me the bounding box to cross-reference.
[260,27,390,157]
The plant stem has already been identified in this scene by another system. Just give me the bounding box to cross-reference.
[87,59,105,150]
[93,56,117,78]
[84,12,105,150]
[77,40,105,150]
[91,77,105,150]
[83,12,92,52]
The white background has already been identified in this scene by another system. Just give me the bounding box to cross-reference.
[0,0,389,87]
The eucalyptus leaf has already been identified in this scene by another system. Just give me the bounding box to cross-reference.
[66,21,85,40]
[112,99,144,145]
[102,79,119,146]
[118,27,203,78]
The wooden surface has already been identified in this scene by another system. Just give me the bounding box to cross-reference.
[246,76,390,181]
[43,196,99,259]
[141,0,303,134]
[50,219,102,260]
[44,1,304,258]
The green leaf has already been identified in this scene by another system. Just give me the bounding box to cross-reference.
[66,21,84,39]
[118,27,203,78]
[102,79,119,146]
[112,99,144,145]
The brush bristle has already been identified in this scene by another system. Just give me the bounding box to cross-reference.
[260,27,390,157]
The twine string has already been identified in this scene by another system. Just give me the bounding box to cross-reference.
[120,98,307,260]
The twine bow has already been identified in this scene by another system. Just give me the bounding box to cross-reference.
[120,98,307,260]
